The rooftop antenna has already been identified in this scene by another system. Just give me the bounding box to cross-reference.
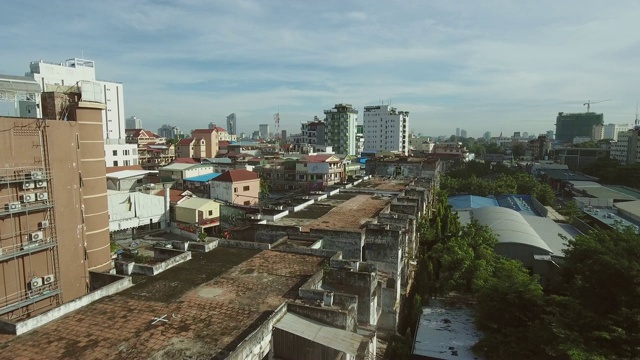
[636,102,639,127]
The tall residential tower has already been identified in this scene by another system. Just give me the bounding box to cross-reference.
[324,103,358,155]
[362,105,409,155]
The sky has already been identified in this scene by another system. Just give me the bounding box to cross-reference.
[2,0,640,138]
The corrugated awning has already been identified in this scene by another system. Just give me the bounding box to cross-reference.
[274,313,366,356]
[0,74,41,101]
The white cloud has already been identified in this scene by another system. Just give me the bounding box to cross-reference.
[1,0,639,137]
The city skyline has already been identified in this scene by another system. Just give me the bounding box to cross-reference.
[2,1,640,136]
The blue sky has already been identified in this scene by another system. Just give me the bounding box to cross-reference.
[2,0,639,138]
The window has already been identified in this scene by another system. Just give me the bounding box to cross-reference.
[113,161,118,166]
[244,201,251,206]
[243,185,250,191]
[124,160,131,166]
[112,150,117,156]
[208,210,213,216]
[234,187,238,193]
[136,179,143,184]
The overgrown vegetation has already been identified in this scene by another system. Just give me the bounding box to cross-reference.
[402,160,640,359]
[440,160,556,205]
[581,157,640,189]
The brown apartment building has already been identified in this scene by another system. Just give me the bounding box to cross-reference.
[0,91,111,321]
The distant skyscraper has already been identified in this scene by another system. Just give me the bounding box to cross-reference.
[546,130,555,140]
[259,124,270,139]
[523,132,529,138]
[281,130,287,141]
[126,116,142,130]
[157,124,182,140]
[460,129,467,138]
[226,113,237,135]
[604,123,633,141]
[455,128,461,137]
[483,131,492,141]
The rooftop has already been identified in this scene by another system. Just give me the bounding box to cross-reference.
[183,173,222,182]
[413,298,484,360]
[570,181,640,201]
[106,165,144,174]
[277,193,392,231]
[352,178,413,192]
[0,248,324,359]
[176,197,221,210]
[212,169,259,183]
[106,169,157,180]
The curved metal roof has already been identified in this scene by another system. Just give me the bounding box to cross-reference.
[471,207,552,253]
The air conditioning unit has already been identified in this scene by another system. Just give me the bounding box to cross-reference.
[30,171,44,180]
[29,231,43,242]
[39,220,50,229]
[43,274,55,285]
[22,181,34,190]
[36,192,48,201]
[35,180,47,188]
[21,194,35,203]
[6,202,21,212]
[29,277,43,289]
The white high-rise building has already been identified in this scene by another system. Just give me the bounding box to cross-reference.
[604,123,633,141]
[259,124,270,139]
[363,104,409,155]
[126,116,142,129]
[26,58,137,167]
[611,128,640,165]
[226,113,237,135]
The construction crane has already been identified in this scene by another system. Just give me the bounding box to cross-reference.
[583,99,612,112]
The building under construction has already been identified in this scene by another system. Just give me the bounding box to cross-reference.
[555,112,604,143]
[0,80,112,321]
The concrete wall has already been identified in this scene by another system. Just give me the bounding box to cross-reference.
[311,228,364,260]
[246,224,304,244]
[287,303,352,331]
[170,226,199,240]
[261,210,289,221]
[290,199,315,212]
[0,275,132,335]
[363,227,403,275]
[226,302,288,360]
[218,239,271,250]
[131,250,192,276]
[324,268,377,325]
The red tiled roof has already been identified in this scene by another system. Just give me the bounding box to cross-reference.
[212,169,260,183]
[304,154,339,163]
[154,189,192,204]
[172,158,198,164]
[228,153,253,158]
[106,165,144,173]
[219,141,231,147]
[125,129,156,138]
[212,126,227,132]
[192,128,215,133]
[177,138,194,145]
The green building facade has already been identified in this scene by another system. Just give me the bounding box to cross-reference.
[555,112,604,143]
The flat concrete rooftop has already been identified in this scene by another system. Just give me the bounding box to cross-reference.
[353,178,413,192]
[276,193,392,231]
[0,248,325,359]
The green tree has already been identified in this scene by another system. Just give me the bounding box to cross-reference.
[473,258,556,359]
[511,143,527,158]
[555,228,640,359]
